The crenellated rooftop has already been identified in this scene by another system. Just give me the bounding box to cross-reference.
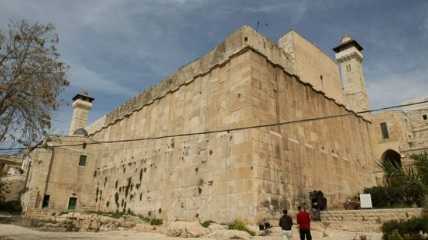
[86,25,369,135]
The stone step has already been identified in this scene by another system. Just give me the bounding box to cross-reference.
[320,208,423,224]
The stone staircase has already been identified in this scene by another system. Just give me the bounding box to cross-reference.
[321,208,423,224]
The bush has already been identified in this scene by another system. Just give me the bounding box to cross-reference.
[0,200,22,213]
[364,177,425,208]
[364,186,390,208]
[412,152,428,188]
[150,218,163,226]
[369,156,427,208]
[388,230,404,240]
[382,217,428,240]
[201,220,215,228]
[228,219,255,236]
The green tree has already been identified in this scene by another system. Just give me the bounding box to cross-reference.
[0,20,69,147]
[366,155,427,208]
[412,152,428,187]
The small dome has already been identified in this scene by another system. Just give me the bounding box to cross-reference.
[73,128,88,136]
[340,35,352,44]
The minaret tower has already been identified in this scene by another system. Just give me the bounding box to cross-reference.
[334,35,369,112]
[69,91,94,135]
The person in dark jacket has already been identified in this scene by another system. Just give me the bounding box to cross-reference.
[279,209,293,240]
[297,206,312,240]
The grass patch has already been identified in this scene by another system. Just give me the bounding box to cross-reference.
[228,219,255,236]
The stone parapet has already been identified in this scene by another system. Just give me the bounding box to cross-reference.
[89,25,369,136]
[92,26,296,135]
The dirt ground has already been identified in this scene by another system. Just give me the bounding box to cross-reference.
[0,224,193,240]
[0,223,383,240]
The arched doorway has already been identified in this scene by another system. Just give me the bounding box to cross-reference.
[381,149,402,170]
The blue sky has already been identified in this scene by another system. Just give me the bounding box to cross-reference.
[0,0,427,134]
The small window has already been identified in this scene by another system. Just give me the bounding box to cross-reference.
[79,155,87,166]
[423,114,427,120]
[320,75,324,88]
[42,195,50,208]
[380,122,389,139]
[68,197,77,210]
[346,64,351,72]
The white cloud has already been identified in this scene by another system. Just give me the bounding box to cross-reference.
[1,0,427,123]
[367,66,428,108]
[68,62,137,96]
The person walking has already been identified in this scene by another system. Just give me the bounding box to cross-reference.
[297,206,312,240]
[279,209,293,240]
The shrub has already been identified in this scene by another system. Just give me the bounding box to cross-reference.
[110,211,125,218]
[150,218,163,226]
[387,230,404,240]
[201,220,215,228]
[364,172,425,208]
[364,186,390,208]
[228,219,255,236]
[412,152,428,187]
[382,217,428,240]
[400,179,425,207]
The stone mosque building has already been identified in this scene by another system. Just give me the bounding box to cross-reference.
[21,26,428,223]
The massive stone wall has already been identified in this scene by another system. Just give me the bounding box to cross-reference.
[88,50,375,224]
[24,26,377,224]
[245,50,375,219]
[90,49,257,223]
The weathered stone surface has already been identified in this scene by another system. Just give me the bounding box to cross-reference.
[166,221,209,238]
[22,212,145,232]
[133,223,157,232]
[0,175,25,202]
[0,222,385,240]
[207,223,227,231]
[208,229,251,240]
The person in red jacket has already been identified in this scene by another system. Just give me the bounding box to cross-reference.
[296,206,312,240]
